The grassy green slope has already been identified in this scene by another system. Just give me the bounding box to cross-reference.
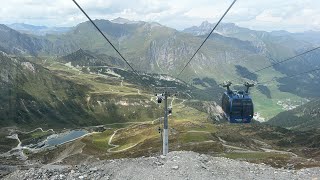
[0,52,164,129]
[267,99,320,130]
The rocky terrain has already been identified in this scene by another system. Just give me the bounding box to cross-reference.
[4,151,320,180]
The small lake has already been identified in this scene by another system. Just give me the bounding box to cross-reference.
[46,130,87,147]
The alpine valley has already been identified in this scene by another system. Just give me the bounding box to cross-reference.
[1,18,320,178]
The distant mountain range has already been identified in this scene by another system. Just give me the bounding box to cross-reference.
[7,23,71,36]
[183,21,320,98]
[4,19,320,80]
[0,24,77,55]
[1,17,320,125]
[183,21,320,46]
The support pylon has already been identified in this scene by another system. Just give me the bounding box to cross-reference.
[154,87,176,156]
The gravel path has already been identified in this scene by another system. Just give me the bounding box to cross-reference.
[107,128,139,153]
[4,151,320,180]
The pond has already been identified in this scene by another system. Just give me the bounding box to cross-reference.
[46,130,87,147]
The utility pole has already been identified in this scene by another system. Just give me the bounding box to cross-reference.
[163,92,169,155]
[155,87,176,156]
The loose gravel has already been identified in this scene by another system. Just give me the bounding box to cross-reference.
[4,151,320,180]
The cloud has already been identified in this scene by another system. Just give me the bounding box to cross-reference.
[255,10,283,23]
[0,0,320,32]
[234,0,320,32]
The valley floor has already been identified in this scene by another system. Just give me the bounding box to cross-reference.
[4,151,320,180]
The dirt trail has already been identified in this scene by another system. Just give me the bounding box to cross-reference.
[20,127,55,134]
[187,130,212,134]
[2,134,28,160]
[107,128,139,153]
[260,148,298,157]
[106,116,163,153]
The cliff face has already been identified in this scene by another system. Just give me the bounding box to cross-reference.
[147,36,208,73]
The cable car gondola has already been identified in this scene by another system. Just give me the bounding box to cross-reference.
[221,82,254,123]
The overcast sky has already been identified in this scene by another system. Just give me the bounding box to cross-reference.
[1,0,319,32]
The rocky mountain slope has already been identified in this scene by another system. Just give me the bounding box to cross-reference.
[1,18,320,121]
[0,20,274,79]
[2,20,317,79]
[4,151,320,180]
[0,51,94,128]
[2,19,319,84]
[0,48,226,129]
[0,24,73,55]
[0,51,165,129]
[183,21,320,98]
[3,19,319,89]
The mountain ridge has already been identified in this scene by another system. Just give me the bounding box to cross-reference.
[1,19,320,121]
[7,23,71,36]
